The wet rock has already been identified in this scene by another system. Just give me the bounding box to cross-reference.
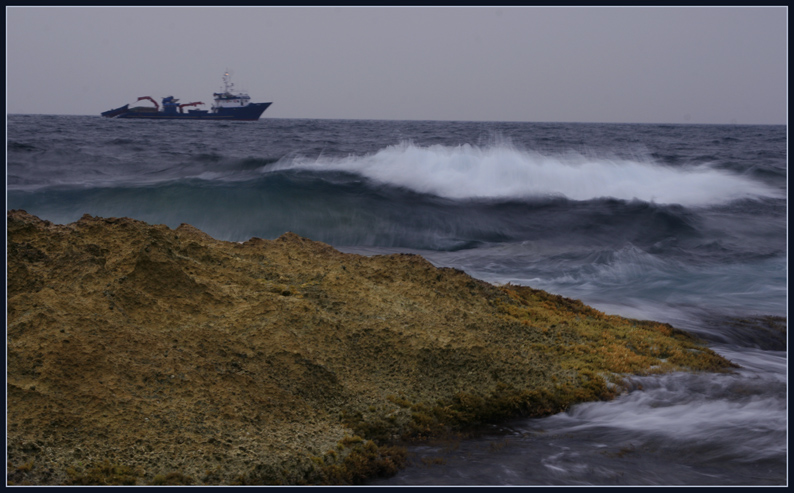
[6,210,735,485]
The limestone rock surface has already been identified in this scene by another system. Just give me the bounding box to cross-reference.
[6,210,735,485]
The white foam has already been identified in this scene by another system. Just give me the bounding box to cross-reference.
[270,141,781,206]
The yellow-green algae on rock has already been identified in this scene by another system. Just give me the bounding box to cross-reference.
[6,210,736,485]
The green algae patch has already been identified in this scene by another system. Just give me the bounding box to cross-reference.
[496,285,735,377]
[7,210,738,485]
[232,435,407,486]
[65,461,144,486]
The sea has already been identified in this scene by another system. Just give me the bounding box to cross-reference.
[6,114,788,486]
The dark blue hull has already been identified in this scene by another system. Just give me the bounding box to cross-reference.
[101,104,130,118]
[109,102,271,121]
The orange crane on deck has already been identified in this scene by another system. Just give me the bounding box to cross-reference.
[135,96,159,111]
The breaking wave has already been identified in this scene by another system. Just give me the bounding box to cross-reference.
[268,141,781,206]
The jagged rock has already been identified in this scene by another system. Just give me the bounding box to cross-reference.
[6,210,735,485]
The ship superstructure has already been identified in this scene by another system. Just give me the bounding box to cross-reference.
[101,72,271,121]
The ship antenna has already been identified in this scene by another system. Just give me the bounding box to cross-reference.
[223,70,234,94]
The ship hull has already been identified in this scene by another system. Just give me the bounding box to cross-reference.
[101,104,130,118]
[105,102,271,121]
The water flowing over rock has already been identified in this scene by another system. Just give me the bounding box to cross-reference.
[6,210,735,485]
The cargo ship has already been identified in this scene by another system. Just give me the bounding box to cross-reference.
[101,72,271,121]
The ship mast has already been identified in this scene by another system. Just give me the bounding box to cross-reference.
[222,71,234,95]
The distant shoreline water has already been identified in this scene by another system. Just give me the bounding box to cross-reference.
[6,112,788,126]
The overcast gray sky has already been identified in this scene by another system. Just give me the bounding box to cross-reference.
[6,6,787,124]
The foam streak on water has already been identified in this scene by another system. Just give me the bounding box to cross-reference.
[372,348,787,486]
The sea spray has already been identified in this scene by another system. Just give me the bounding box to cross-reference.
[268,140,782,205]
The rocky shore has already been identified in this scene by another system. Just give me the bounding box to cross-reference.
[7,210,736,485]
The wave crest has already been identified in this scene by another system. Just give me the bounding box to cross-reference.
[270,141,780,206]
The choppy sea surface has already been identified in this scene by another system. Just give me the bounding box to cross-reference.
[6,115,787,485]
